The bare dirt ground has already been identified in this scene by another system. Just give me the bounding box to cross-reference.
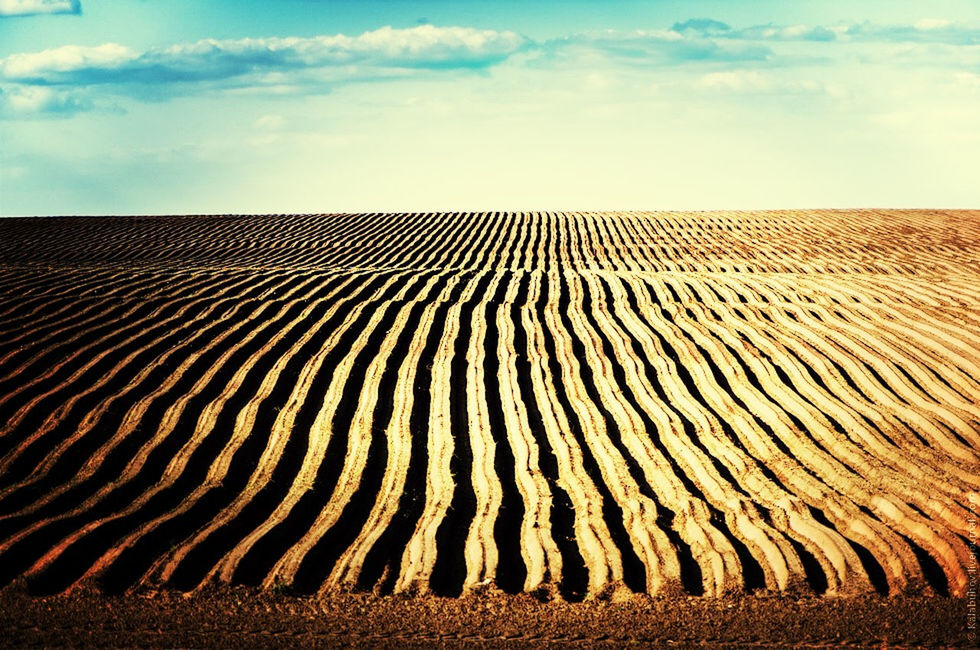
[0,585,971,647]
[0,211,978,646]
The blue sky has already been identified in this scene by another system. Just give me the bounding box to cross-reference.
[1,0,979,214]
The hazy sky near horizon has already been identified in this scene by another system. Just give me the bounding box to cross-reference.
[1,0,979,215]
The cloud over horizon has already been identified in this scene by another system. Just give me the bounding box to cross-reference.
[2,17,978,117]
[0,85,90,115]
[670,16,980,45]
[0,0,79,17]
[0,24,528,116]
[0,25,527,85]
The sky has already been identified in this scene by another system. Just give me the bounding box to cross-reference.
[1,0,978,215]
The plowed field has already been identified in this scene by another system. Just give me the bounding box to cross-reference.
[0,211,977,612]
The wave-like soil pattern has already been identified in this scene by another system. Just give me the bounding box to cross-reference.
[0,210,977,601]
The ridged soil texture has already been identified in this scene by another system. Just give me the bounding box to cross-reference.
[0,210,977,599]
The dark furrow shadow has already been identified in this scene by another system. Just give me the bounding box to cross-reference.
[785,537,828,595]
[600,279,755,501]
[429,275,481,597]
[0,297,112,369]
[629,280,793,495]
[0,298,157,400]
[853,357,911,406]
[295,276,444,594]
[0,270,241,403]
[888,415,933,449]
[807,505,889,596]
[0,299,181,461]
[751,332,904,450]
[657,304,829,489]
[583,277,767,593]
[357,277,469,594]
[630,280,807,594]
[547,271,646,594]
[932,419,972,448]
[162,273,410,594]
[501,216,525,270]
[1,300,235,498]
[890,362,937,404]
[96,297,327,593]
[9,281,314,541]
[0,272,283,504]
[18,296,317,595]
[792,335,879,405]
[899,534,950,596]
[714,333,870,483]
[93,285,359,594]
[0,297,246,526]
[709,516,766,593]
[483,273,527,594]
[917,362,973,403]
[585,279,721,592]
[225,275,414,591]
[511,271,588,602]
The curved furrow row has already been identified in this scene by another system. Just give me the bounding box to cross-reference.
[0,210,976,600]
[0,273,334,526]
[331,274,470,592]
[0,272,281,456]
[627,276,881,595]
[13,273,387,593]
[0,268,173,339]
[780,295,980,412]
[599,273,812,594]
[750,302,980,489]
[0,270,263,417]
[0,295,257,520]
[541,269,680,596]
[0,292,289,552]
[680,280,972,479]
[215,271,444,593]
[579,272,760,596]
[792,282,980,401]
[135,271,413,592]
[0,269,274,387]
[394,272,488,593]
[520,270,624,598]
[714,299,978,498]
[775,305,978,462]
[679,298,975,583]
[0,272,340,536]
[667,298,961,594]
[0,265,202,351]
[685,298,972,594]
[491,273,564,593]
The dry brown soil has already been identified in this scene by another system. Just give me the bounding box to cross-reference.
[0,586,972,648]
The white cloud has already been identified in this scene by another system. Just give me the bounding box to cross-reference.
[0,0,79,17]
[914,18,954,31]
[253,114,285,130]
[836,20,980,45]
[668,17,980,45]
[0,25,527,85]
[1,43,137,79]
[731,24,838,42]
[699,70,771,92]
[1,18,976,121]
[0,85,91,115]
[698,70,829,95]
[551,29,773,65]
[953,71,980,89]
